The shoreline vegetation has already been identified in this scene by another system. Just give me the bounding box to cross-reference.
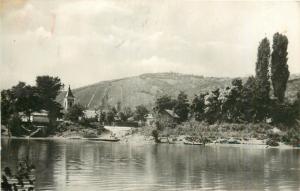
[1,32,300,150]
[2,122,300,149]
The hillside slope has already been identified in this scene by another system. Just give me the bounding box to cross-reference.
[57,73,300,109]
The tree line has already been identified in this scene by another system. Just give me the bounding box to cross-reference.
[63,101,149,125]
[154,33,300,126]
[1,76,64,126]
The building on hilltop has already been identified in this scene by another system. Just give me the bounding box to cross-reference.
[64,85,75,111]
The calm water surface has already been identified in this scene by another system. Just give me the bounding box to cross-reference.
[1,138,300,191]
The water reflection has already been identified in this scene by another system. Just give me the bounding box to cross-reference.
[2,138,300,191]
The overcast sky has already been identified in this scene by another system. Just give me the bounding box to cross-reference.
[1,0,300,89]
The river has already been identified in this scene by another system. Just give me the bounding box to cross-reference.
[1,138,300,191]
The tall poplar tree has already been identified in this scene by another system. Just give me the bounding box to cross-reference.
[254,38,271,121]
[255,37,271,98]
[271,33,289,102]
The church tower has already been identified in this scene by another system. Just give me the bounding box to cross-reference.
[64,85,75,111]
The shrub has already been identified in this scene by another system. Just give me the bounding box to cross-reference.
[64,104,85,122]
[266,139,279,146]
[282,128,300,145]
[83,129,98,138]
[152,130,159,143]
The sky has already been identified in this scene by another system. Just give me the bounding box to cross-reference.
[1,0,300,89]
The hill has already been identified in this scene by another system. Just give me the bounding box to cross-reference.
[57,73,300,110]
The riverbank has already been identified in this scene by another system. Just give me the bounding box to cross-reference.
[2,134,299,150]
[2,122,300,149]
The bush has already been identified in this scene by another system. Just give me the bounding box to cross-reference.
[266,139,279,146]
[281,128,300,145]
[152,130,159,143]
[83,129,98,138]
[64,104,85,122]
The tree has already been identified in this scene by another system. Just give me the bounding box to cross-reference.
[204,88,221,124]
[271,33,289,102]
[293,92,300,121]
[256,38,271,96]
[271,91,300,125]
[241,76,257,122]
[35,76,64,122]
[254,38,271,121]
[116,101,122,112]
[152,130,160,143]
[36,76,63,100]
[221,79,243,122]
[123,107,133,120]
[64,104,85,122]
[1,89,14,125]
[8,114,22,136]
[134,105,149,121]
[105,110,115,125]
[111,107,118,115]
[99,111,106,124]
[1,82,41,126]
[117,111,127,121]
[271,99,298,126]
[241,75,270,122]
[154,95,176,113]
[190,93,206,121]
[10,82,40,116]
[174,91,190,122]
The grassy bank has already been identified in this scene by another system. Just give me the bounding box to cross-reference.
[53,121,108,138]
[137,121,300,146]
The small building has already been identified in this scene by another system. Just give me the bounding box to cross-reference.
[18,110,50,124]
[30,110,50,124]
[160,109,180,124]
[84,110,98,119]
[145,114,155,126]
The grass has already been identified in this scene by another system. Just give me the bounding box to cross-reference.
[55,121,108,137]
[138,120,300,145]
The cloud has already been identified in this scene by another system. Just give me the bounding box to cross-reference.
[1,0,299,90]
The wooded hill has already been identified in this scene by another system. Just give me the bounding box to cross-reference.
[57,72,300,110]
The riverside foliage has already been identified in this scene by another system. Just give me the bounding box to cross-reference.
[1,76,64,131]
[154,33,300,127]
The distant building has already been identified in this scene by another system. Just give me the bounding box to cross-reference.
[30,110,50,124]
[64,85,75,111]
[84,110,98,119]
[145,114,155,126]
[160,109,180,124]
[18,110,50,124]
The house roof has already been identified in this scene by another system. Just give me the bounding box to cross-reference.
[145,114,155,119]
[65,85,74,98]
[32,110,48,116]
[164,109,179,118]
[32,112,48,116]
